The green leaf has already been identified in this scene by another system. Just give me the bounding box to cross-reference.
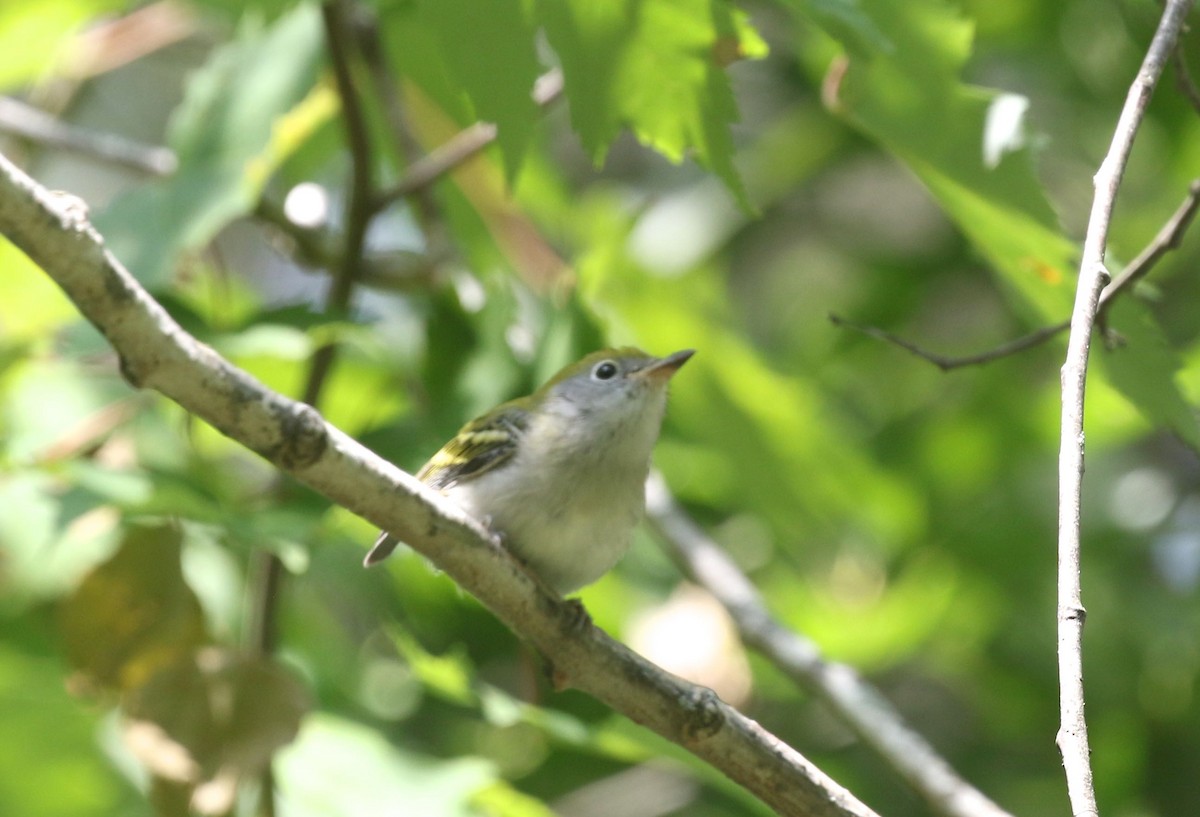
[782,0,892,55]
[418,0,542,182]
[0,0,123,90]
[0,642,132,815]
[536,0,755,207]
[93,5,326,287]
[0,239,80,341]
[276,713,496,817]
[1100,299,1200,451]
[0,473,63,607]
[388,627,477,706]
[471,781,559,817]
[2,357,126,462]
[817,0,1078,321]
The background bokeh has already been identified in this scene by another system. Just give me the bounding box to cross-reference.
[3,1,1200,815]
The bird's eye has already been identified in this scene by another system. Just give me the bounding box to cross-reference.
[593,361,619,380]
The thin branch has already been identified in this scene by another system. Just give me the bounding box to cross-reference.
[0,150,881,817]
[1057,4,1193,817]
[248,5,384,815]
[646,474,1014,817]
[829,312,1068,371]
[829,174,1200,371]
[309,0,380,406]
[0,97,177,176]
[351,10,444,235]
[375,68,564,208]
[253,197,332,266]
[60,1,196,80]
[254,196,440,291]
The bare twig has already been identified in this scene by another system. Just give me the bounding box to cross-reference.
[830,175,1200,371]
[829,312,1068,370]
[0,97,177,175]
[61,1,196,80]
[1057,4,1193,817]
[308,0,380,405]
[0,150,881,817]
[254,196,440,290]
[646,473,1014,817]
[375,68,563,207]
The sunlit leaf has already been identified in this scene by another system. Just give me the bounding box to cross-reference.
[0,642,132,815]
[276,713,496,817]
[471,781,559,817]
[0,0,123,89]
[536,0,755,207]
[93,4,325,287]
[1,358,125,463]
[819,0,1078,321]
[418,0,542,182]
[0,240,80,342]
[389,627,477,706]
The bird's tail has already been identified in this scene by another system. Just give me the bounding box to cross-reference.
[363,531,400,566]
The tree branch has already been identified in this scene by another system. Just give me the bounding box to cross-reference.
[645,474,1014,817]
[1056,4,1193,817]
[829,312,1068,371]
[375,68,563,208]
[829,173,1200,371]
[351,9,444,236]
[249,6,385,814]
[308,0,380,404]
[0,151,880,817]
[0,96,177,176]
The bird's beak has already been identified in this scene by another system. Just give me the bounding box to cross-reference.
[638,349,695,383]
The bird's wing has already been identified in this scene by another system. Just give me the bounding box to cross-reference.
[364,404,527,567]
[416,403,527,489]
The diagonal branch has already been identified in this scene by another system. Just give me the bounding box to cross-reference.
[375,68,563,208]
[646,474,1014,817]
[0,150,881,817]
[1056,4,1194,817]
[0,96,178,176]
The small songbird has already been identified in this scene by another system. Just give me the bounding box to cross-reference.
[365,347,694,593]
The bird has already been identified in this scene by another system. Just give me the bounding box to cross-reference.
[365,347,694,593]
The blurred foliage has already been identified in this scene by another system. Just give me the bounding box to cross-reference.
[2,0,1200,816]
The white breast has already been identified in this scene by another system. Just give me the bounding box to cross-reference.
[447,388,667,593]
